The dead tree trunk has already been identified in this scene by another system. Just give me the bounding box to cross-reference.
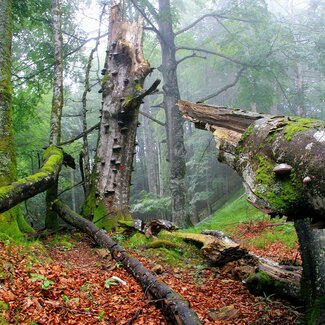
[178,99,325,321]
[53,200,201,325]
[82,4,159,229]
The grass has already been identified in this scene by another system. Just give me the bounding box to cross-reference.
[187,191,298,251]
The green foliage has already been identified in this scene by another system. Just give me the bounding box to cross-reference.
[131,191,171,215]
[104,278,118,289]
[30,273,54,290]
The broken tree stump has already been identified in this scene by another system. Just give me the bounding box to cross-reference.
[145,219,179,238]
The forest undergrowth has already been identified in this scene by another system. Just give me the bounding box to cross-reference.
[0,195,304,324]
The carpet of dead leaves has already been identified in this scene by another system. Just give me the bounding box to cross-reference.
[0,231,303,324]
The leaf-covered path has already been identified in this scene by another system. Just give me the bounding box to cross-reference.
[0,232,302,324]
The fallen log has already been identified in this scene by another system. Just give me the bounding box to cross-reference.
[0,146,64,213]
[145,219,179,238]
[52,200,201,325]
[170,232,249,265]
[178,100,325,227]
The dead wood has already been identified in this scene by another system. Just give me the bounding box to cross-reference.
[178,100,325,227]
[145,219,179,238]
[53,200,201,325]
[170,232,249,265]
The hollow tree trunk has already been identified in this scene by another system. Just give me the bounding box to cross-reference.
[53,199,201,325]
[0,0,33,237]
[178,99,325,322]
[45,0,64,229]
[158,0,188,227]
[82,4,159,230]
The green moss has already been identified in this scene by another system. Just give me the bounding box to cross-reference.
[144,240,181,250]
[307,297,325,325]
[0,301,9,311]
[246,271,283,295]
[0,314,8,325]
[124,232,151,249]
[283,117,324,141]
[255,155,304,214]
[134,83,143,92]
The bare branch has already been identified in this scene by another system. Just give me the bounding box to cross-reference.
[176,13,254,36]
[177,53,207,66]
[176,46,254,67]
[197,67,246,103]
[60,123,99,146]
[140,111,165,126]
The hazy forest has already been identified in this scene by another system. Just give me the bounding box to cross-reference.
[0,0,324,324]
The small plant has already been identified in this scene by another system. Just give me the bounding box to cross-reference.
[98,310,105,322]
[31,273,54,290]
[104,278,118,289]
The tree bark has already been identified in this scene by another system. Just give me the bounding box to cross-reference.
[143,99,158,195]
[46,0,64,229]
[82,4,159,229]
[178,99,325,321]
[0,146,63,213]
[0,0,33,237]
[53,200,201,325]
[178,100,325,225]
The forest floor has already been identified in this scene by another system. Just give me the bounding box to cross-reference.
[0,223,303,325]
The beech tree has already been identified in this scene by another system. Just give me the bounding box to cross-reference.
[0,0,33,237]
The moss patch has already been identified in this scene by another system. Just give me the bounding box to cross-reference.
[255,155,304,214]
[283,117,324,141]
[307,296,325,325]
[0,301,9,311]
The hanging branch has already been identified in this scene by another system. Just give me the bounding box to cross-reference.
[197,67,246,103]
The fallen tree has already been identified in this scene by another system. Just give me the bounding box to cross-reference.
[178,100,325,322]
[0,146,64,213]
[52,200,201,325]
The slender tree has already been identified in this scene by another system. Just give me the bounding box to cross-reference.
[0,0,33,237]
[45,0,64,229]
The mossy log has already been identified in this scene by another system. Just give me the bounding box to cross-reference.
[53,200,201,325]
[178,100,325,227]
[171,232,249,265]
[0,146,63,213]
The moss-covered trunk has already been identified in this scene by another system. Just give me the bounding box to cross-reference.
[82,4,158,230]
[45,0,64,229]
[0,0,33,238]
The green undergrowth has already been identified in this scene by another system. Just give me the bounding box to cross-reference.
[120,231,204,268]
[187,191,297,251]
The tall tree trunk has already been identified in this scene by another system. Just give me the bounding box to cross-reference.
[143,100,158,195]
[0,0,33,237]
[158,0,188,227]
[294,64,305,117]
[81,5,106,196]
[82,4,158,229]
[45,0,64,229]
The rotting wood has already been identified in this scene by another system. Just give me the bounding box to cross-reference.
[170,232,249,265]
[53,200,202,325]
[145,219,179,238]
[178,100,325,227]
